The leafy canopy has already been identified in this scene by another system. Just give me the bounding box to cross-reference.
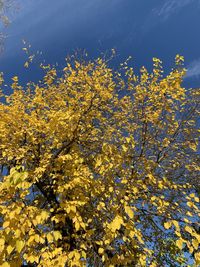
[0,54,199,267]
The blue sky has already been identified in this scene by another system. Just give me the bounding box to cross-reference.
[0,0,200,87]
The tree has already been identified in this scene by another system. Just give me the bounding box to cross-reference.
[0,55,199,267]
[0,0,17,53]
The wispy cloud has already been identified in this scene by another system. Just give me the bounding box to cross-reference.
[142,0,199,34]
[153,0,198,20]
[185,58,200,78]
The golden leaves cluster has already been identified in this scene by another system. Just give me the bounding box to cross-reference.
[0,54,199,266]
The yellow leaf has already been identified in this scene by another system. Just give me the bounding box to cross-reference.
[133,187,138,194]
[16,240,24,253]
[176,238,184,249]
[3,221,9,228]
[185,225,193,234]
[109,215,124,232]
[192,238,199,250]
[33,234,40,243]
[75,221,80,231]
[129,230,134,238]
[122,145,128,152]
[187,201,194,208]
[7,245,14,254]
[194,252,200,263]
[53,231,62,241]
[164,221,171,230]
[74,251,80,260]
[124,205,134,219]
[80,243,87,250]
[0,238,5,247]
[71,206,76,213]
[24,61,29,68]
[172,220,180,230]
[150,262,157,267]
[12,76,18,82]
[15,229,21,238]
[189,245,194,254]
[81,251,86,259]
[98,248,104,254]
[47,232,54,243]
[1,263,10,267]
[41,210,49,221]
[109,187,113,193]
[27,255,37,263]
[189,143,197,151]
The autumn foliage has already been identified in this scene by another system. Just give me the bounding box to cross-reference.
[0,54,199,266]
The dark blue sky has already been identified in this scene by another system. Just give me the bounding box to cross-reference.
[0,0,200,88]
